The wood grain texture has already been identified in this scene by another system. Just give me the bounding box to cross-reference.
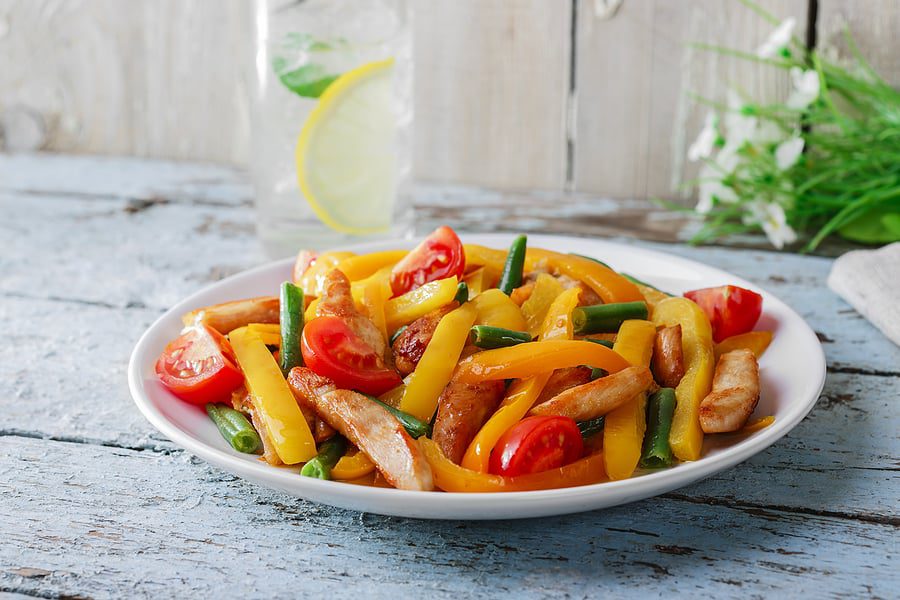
[816,0,900,86]
[0,0,252,162]
[573,0,808,201]
[1,154,897,597]
[413,0,571,189]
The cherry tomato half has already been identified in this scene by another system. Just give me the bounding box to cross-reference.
[155,325,244,406]
[489,415,584,477]
[292,249,318,285]
[684,284,763,342]
[301,316,402,396]
[390,226,465,297]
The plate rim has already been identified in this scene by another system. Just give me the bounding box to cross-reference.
[128,233,826,519]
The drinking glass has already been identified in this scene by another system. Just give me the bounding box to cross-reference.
[252,0,413,257]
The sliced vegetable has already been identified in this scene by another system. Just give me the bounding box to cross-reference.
[384,276,459,332]
[715,330,773,360]
[367,395,432,439]
[538,287,581,341]
[390,226,465,296]
[336,250,408,282]
[498,235,527,295]
[300,316,401,396]
[585,338,615,349]
[471,288,528,332]
[639,388,676,469]
[463,266,498,296]
[300,435,348,480]
[422,438,606,493]
[296,251,356,297]
[389,325,408,346]
[454,281,470,304]
[539,251,643,304]
[520,273,565,337]
[603,320,657,480]
[739,415,775,434]
[205,403,262,454]
[470,325,531,349]
[684,285,763,343]
[292,249,318,285]
[455,340,630,384]
[356,267,392,342]
[577,416,606,438]
[652,297,715,461]
[229,326,317,464]
[489,415,583,477]
[589,367,608,380]
[155,325,244,406]
[399,303,477,421]
[330,448,377,480]
[279,282,305,376]
[572,301,649,334]
[621,273,671,296]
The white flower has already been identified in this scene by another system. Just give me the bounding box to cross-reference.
[757,17,796,58]
[696,161,738,214]
[688,113,719,162]
[775,136,804,170]
[745,201,798,249]
[787,68,820,109]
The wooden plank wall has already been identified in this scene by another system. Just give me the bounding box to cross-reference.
[0,0,896,202]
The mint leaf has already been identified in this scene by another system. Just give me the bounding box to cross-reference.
[272,33,342,99]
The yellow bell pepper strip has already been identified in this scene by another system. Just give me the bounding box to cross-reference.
[384,277,459,333]
[455,340,631,384]
[350,267,393,342]
[330,448,377,480]
[423,438,606,492]
[463,266,500,296]
[228,327,317,464]
[460,287,582,472]
[715,331,773,360]
[304,296,321,323]
[335,250,407,282]
[652,297,715,461]
[246,323,281,346]
[399,303,477,421]
[296,251,356,297]
[739,415,775,434]
[471,289,528,332]
[463,244,509,272]
[603,319,657,480]
[546,252,643,304]
[520,273,565,337]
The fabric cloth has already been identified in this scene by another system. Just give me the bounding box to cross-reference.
[827,242,900,347]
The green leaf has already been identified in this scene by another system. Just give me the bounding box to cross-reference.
[837,203,900,244]
[271,33,342,99]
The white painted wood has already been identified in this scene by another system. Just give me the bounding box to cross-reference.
[573,0,808,202]
[816,0,900,86]
[412,0,571,189]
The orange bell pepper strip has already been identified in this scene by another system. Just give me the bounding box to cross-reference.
[455,339,630,384]
[603,319,657,480]
[422,438,606,492]
[335,250,407,282]
[330,448,377,480]
[715,331,773,360]
[739,415,775,434]
[652,297,715,461]
[460,288,582,472]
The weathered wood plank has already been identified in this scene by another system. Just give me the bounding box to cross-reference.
[573,0,808,202]
[413,0,571,189]
[816,0,900,87]
[1,436,896,599]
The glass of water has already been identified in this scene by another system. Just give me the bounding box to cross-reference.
[252,0,413,257]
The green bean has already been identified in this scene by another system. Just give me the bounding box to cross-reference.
[621,273,672,296]
[589,367,608,380]
[390,325,408,346]
[454,281,470,304]
[572,301,649,334]
[206,403,262,454]
[279,281,305,376]
[470,325,532,349]
[570,253,611,269]
[640,388,676,469]
[577,416,606,439]
[498,234,527,295]
[300,435,348,480]
[584,338,615,349]
[366,395,432,439]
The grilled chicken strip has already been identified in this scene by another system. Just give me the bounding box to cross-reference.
[317,269,390,363]
[529,365,654,421]
[652,325,686,388]
[534,366,593,406]
[182,296,279,334]
[288,367,434,491]
[432,377,506,464]
[699,349,760,433]
[391,304,456,376]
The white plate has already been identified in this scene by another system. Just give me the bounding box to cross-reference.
[129,234,825,520]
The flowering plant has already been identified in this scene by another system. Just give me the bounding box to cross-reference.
[686,2,900,251]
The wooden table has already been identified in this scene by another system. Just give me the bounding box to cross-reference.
[2,154,897,598]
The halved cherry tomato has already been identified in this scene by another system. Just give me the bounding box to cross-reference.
[155,325,244,405]
[292,249,318,285]
[301,316,401,395]
[684,285,763,343]
[489,415,584,477]
[390,226,465,297]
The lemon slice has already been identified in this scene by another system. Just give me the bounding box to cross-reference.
[296,58,397,234]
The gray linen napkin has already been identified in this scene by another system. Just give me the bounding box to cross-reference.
[827,242,900,347]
